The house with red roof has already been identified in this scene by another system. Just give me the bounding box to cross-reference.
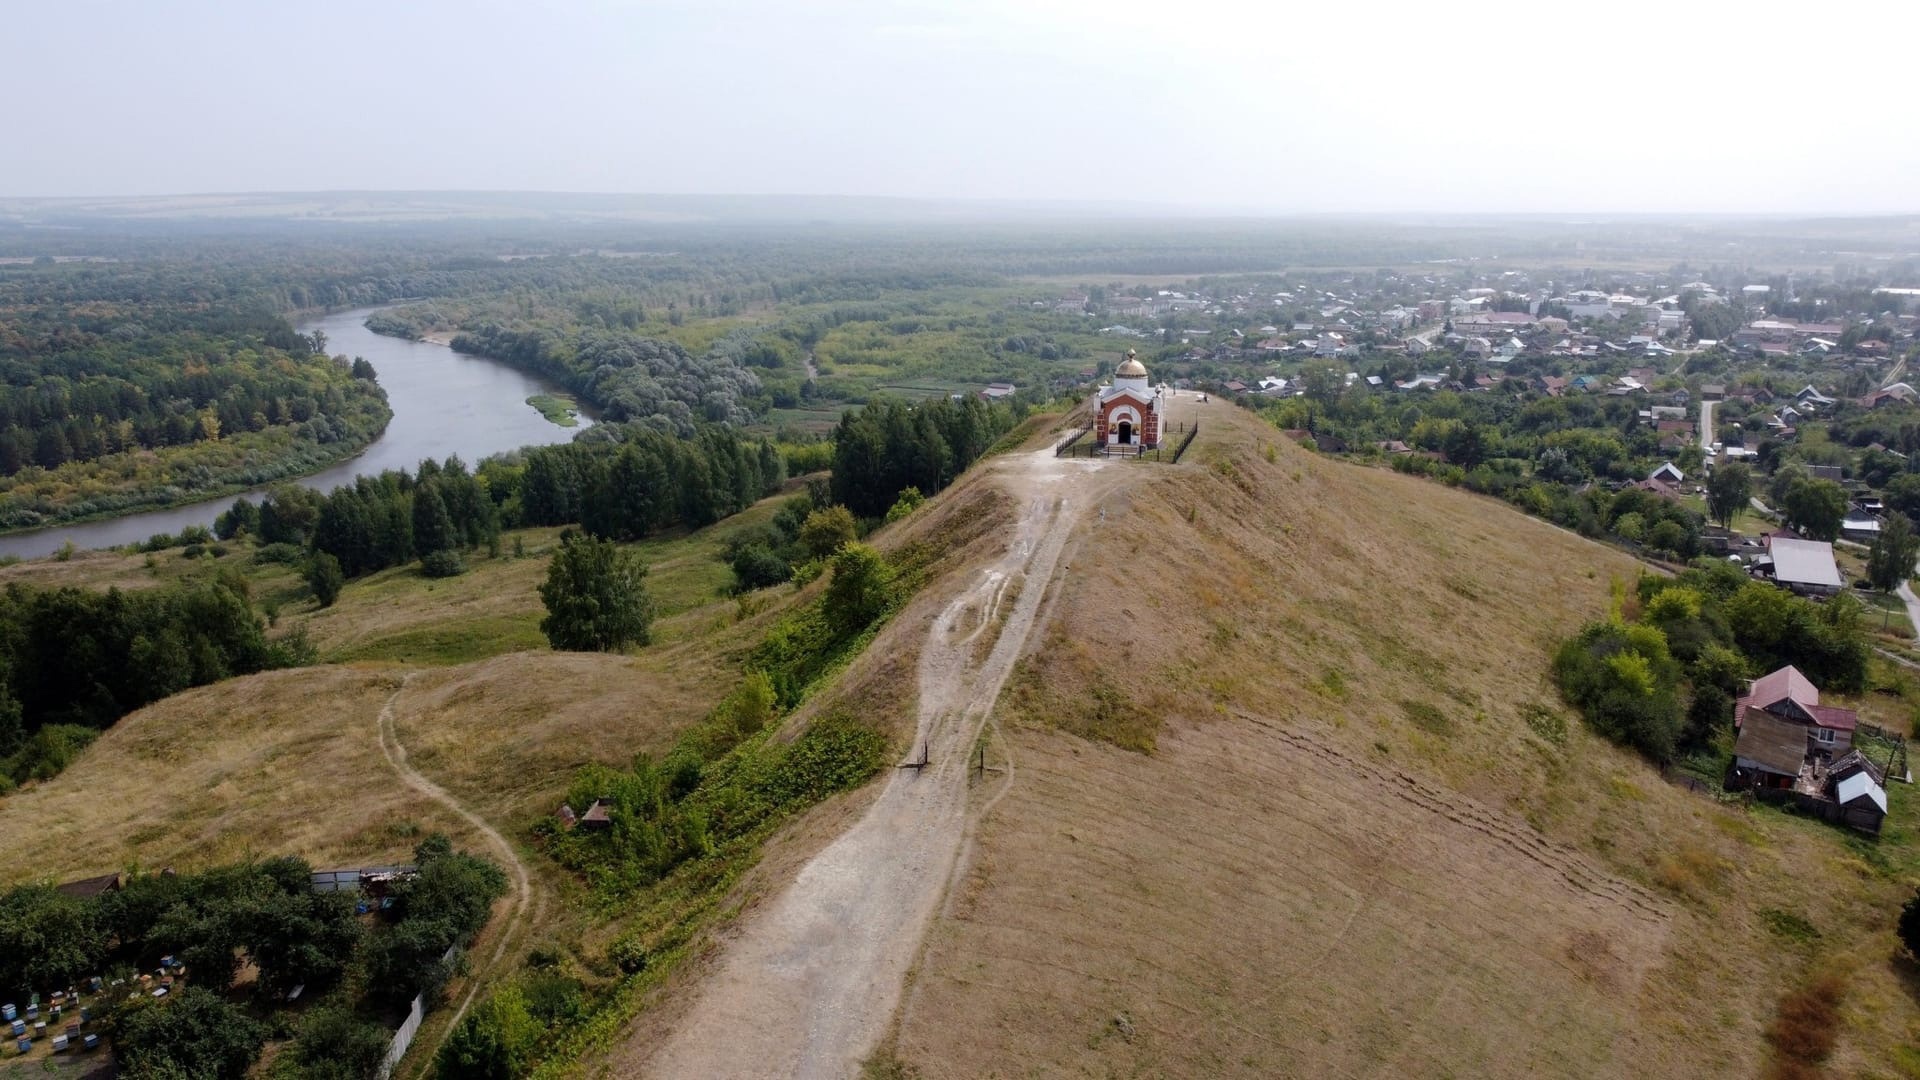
[1731,665,1865,795]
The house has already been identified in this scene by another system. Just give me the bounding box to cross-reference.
[1634,477,1683,501]
[1649,462,1685,485]
[1758,537,1844,596]
[1804,464,1843,483]
[1841,511,1882,542]
[1701,383,1727,401]
[1729,667,1887,833]
[1735,665,1859,754]
[979,382,1016,401]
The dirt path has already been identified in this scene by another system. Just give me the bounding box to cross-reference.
[643,441,1117,1079]
[374,675,536,1058]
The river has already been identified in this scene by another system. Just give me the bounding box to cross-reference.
[0,307,592,561]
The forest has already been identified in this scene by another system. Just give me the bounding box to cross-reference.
[0,264,391,531]
[0,572,313,792]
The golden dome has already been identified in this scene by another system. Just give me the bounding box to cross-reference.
[1116,351,1148,378]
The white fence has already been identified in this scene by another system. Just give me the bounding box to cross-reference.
[377,944,460,1080]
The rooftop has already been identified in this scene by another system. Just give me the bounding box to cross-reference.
[1768,538,1843,589]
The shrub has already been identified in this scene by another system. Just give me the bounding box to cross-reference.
[1900,888,1920,960]
[420,549,467,578]
[1765,973,1845,1072]
[436,985,541,1080]
[287,1006,391,1080]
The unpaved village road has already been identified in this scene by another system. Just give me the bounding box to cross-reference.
[642,441,1118,1079]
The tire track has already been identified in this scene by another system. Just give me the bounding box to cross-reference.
[643,440,1117,1079]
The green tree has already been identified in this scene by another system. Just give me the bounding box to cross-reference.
[412,484,457,558]
[436,985,541,1080]
[1706,462,1752,529]
[0,884,105,1000]
[287,1006,390,1080]
[538,530,654,652]
[113,987,266,1080]
[1866,513,1919,592]
[308,553,345,607]
[1780,475,1848,541]
[823,543,893,635]
[798,505,859,560]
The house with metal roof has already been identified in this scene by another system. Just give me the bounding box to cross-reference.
[1758,537,1844,596]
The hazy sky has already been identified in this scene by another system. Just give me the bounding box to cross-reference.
[7,0,1917,213]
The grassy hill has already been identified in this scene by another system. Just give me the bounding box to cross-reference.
[858,403,1920,1079]
[6,404,1920,1079]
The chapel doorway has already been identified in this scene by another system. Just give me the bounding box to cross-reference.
[1117,420,1133,444]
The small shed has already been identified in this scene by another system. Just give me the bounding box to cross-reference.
[1730,710,1809,791]
[1834,771,1889,834]
[53,873,122,900]
[580,799,615,831]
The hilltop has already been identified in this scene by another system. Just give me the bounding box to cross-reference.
[856,403,1920,1078]
[605,401,1920,1079]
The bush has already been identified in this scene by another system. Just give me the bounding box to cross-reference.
[1553,621,1684,762]
[114,987,267,1080]
[436,985,540,1080]
[1900,888,1920,960]
[420,549,467,578]
[286,1006,391,1080]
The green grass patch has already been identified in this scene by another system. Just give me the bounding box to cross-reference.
[325,616,547,666]
[526,393,581,427]
[1758,908,1821,944]
[1401,699,1453,736]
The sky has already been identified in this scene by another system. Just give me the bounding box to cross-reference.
[5,0,1918,214]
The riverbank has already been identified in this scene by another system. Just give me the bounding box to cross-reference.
[0,417,391,544]
[0,307,592,561]
[0,399,392,537]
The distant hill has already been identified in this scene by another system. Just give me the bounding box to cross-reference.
[0,190,1202,227]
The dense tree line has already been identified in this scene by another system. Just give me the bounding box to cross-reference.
[219,425,786,591]
[830,396,1018,517]
[0,574,305,767]
[0,314,384,476]
[450,324,765,434]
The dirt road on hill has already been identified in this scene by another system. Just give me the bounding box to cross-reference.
[375,676,536,1051]
[642,440,1117,1079]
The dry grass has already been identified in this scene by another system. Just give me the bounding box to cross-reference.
[1764,973,1848,1078]
[0,667,483,879]
[880,405,1920,1078]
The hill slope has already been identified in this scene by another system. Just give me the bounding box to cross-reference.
[864,404,1920,1078]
